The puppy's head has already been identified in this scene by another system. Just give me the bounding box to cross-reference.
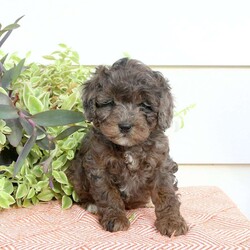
[82,58,173,146]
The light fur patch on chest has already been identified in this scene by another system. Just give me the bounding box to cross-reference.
[124,151,139,171]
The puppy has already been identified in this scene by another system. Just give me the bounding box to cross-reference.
[68,58,188,236]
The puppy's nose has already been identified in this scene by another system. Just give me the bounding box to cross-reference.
[119,123,132,134]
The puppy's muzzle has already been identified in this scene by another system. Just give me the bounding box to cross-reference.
[118,123,132,134]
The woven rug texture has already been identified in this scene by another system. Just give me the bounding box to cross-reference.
[0,186,249,249]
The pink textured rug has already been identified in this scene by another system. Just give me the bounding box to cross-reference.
[0,186,249,249]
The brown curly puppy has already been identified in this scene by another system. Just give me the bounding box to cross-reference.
[68,58,188,236]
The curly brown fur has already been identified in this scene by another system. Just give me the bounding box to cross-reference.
[67,58,188,236]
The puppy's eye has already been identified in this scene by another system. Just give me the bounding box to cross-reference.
[139,102,153,112]
[96,100,115,108]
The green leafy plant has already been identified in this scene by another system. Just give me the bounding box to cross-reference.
[0,18,91,209]
[174,103,196,130]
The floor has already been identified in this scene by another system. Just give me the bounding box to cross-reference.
[176,164,250,219]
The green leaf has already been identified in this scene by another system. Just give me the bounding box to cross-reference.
[62,195,72,209]
[30,76,41,84]
[42,55,56,60]
[36,136,55,151]
[1,58,26,89]
[27,187,36,199]
[13,58,26,82]
[3,180,14,194]
[70,51,80,64]
[2,124,11,134]
[19,116,45,138]
[0,191,15,208]
[0,105,19,119]
[0,177,5,190]
[52,160,64,170]
[55,125,85,140]
[25,174,37,185]
[61,185,73,196]
[32,166,43,177]
[0,53,8,64]
[31,196,39,205]
[61,139,76,150]
[0,92,12,105]
[0,24,20,36]
[58,43,68,48]
[61,92,77,110]
[2,23,20,31]
[15,15,25,24]
[1,68,13,88]
[72,190,79,202]
[31,110,84,126]
[19,116,33,136]
[16,198,22,207]
[39,92,50,109]
[0,165,14,175]
[15,183,29,199]
[0,132,6,144]
[66,150,74,160]
[37,188,54,201]
[52,181,62,194]
[0,88,8,96]
[0,15,24,48]
[22,83,34,109]
[19,115,45,137]
[27,95,44,114]
[13,127,37,176]
[39,156,53,173]
[36,181,49,191]
[22,198,32,207]
[52,170,69,185]
[6,119,23,147]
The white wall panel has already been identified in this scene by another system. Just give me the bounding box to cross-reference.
[156,67,250,164]
[1,0,250,65]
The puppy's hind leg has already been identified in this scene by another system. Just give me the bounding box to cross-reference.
[67,156,95,210]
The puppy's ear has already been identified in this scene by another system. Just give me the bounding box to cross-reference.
[82,66,109,122]
[111,57,129,69]
[154,71,174,130]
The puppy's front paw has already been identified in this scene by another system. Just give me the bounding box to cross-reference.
[101,214,130,232]
[155,216,188,237]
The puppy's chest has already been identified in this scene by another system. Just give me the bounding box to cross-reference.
[108,147,158,187]
[122,149,154,172]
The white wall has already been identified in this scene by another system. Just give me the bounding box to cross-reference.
[1,0,250,65]
[158,66,250,164]
[1,0,250,163]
